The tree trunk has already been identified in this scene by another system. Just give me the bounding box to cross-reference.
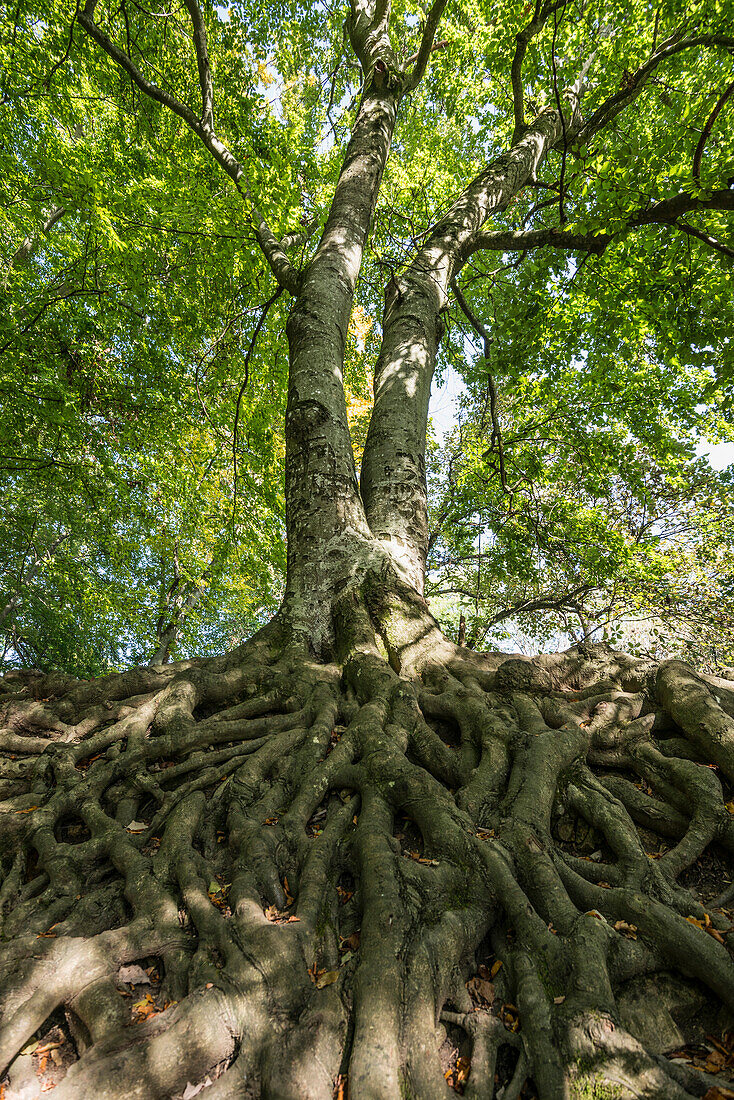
[4,15,734,1100]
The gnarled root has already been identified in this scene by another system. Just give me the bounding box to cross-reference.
[1,589,733,1099]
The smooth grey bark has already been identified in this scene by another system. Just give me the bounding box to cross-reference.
[359,105,574,591]
[283,83,399,625]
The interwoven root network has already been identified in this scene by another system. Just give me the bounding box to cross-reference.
[1,606,734,1099]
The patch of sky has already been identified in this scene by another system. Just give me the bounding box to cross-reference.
[428,360,467,442]
[695,440,734,470]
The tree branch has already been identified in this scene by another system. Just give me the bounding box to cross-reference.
[693,81,734,180]
[510,0,566,144]
[404,0,450,92]
[576,32,734,144]
[78,0,302,295]
[674,219,734,259]
[451,280,508,493]
[181,0,214,130]
[467,188,734,257]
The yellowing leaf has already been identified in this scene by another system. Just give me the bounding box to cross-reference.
[257,61,275,86]
[313,969,339,989]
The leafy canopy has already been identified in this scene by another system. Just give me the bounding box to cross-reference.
[1,0,732,671]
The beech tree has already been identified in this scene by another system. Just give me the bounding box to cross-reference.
[1,0,734,1097]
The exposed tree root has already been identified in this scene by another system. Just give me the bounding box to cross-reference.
[1,582,734,1099]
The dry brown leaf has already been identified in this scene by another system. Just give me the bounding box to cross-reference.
[466,976,495,1006]
[313,969,339,989]
[707,927,727,945]
[613,920,638,939]
[554,995,566,1004]
[490,960,503,978]
[501,1003,520,1031]
[35,1041,63,1055]
[406,851,439,865]
[705,1050,727,1073]
[333,1074,348,1100]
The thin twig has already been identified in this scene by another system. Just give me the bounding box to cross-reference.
[231,288,283,533]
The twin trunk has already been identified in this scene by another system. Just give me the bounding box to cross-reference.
[282,87,571,618]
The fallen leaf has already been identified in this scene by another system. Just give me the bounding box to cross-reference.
[182,1079,212,1099]
[445,1053,471,1092]
[417,857,440,865]
[467,976,495,1006]
[125,820,147,833]
[119,964,149,985]
[15,805,39,814]
[35,1041,63,1055]
[340,931,361,952]
[490,960,503,978]
[313,969,339,989]
[705,1050,727,1073]
[333,1073,348,1100]
[554,996,566,1004]
[501,1003,520,1031]
[613,920,638,939]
